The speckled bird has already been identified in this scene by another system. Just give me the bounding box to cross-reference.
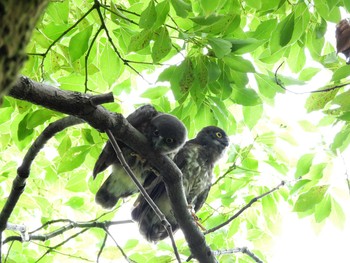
[94,105,187,209]
[131,126,229,242]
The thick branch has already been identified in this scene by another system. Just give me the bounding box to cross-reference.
[0,116,84,233]
[6,76,215,262]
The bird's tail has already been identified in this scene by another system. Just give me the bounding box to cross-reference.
[95,165,137,209]
[132,193,178,242]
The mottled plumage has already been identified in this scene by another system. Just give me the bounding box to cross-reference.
[94,105,187,209]
[131,126,229,242]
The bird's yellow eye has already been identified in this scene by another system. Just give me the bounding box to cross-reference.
[216,132,222,138]
[166,138,174,144]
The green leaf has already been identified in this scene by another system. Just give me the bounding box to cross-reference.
[26,109,55,129]
[139,1,157,29]
[82,129,94,144]
[331,65,350,82]
[253,19,277,40]
[330,125,350,152]
[255,73,280,99]
[299,68,321,81]
[65,172,88,192]
[58,135,72,157]
[190,14,224,25]
[229,38,267,54]
[332,90,350,111]
[305,88,339,112]
[290,179,312,195]
[17,113,34,141]
[46,0,69,24]
[152,27,172,62]
[330,197,346,228]
[42,23,71,40]
[100,43,122,86]
[231,86,261,106]
[208,38,232,59]
[288,44,306,73]
[243,104,263,129]
[141,86,169,99]
[128,29,153,52]
[154,1,170,28]
[280,13,295,46]
[293,185,328,212]
[314,195,331,222]
[344,0,350,12]
[199,0,225,16]
[295,153,314,178]
[170,0,192,18]
[69,25,93,62]
[124,239,139,250]
[195,14,240,35]
[223,55,255,73]
[58,145,90,173]
[65,196,85,209]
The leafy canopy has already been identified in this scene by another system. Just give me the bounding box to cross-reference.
[1,0,350,262]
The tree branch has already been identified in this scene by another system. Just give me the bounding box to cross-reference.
[5,76,216,262]
[3,219,133,244]
[204,181,285,235]
[214,247,263,263]
[274,61,350,94]
[0,116,84,234]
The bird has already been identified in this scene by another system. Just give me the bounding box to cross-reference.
[131,126,229,242]
[93,105,187,209]
[336,18,350,63]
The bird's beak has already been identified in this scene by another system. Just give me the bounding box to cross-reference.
[153,136,163,151]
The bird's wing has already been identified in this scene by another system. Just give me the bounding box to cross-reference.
[126,104,158,130]
[93,105,159,178]
[193,185,211,212]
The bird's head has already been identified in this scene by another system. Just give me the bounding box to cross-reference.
[149,114,187,154]
[196,126,229,154]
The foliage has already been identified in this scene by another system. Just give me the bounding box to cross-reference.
[1,0,350,262]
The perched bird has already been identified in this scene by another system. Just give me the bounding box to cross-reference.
[94,105,187,209]
[131,126,229,242]
[336,18,350,63]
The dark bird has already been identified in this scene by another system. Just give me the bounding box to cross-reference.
[131,126,229,242]
[336,18,350,63]
[94,105,187,209]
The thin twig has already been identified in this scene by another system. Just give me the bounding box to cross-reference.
[36,228,89,262]
[84,26,104,93]
[37,5,96,79]
[94,0,150,84]
[96,233,108,263]
[104,227,136,263]
[105,129,182,263]
[274,61,350,94]
[214,247,263,263]
[204,181,285,235]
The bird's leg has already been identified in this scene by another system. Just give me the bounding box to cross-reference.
[130,152,147,163]
[187,205,207,231]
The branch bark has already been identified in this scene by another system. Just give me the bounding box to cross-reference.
[5,76,216,262]
[0,1,50,97]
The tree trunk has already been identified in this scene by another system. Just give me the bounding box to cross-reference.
[0,0,49,98]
